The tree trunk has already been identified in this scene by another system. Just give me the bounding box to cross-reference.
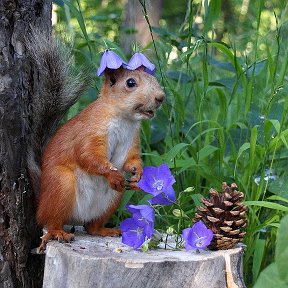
[121,0,163,55]
[0,1,52,287]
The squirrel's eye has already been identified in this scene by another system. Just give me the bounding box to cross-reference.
[126,78,137,88]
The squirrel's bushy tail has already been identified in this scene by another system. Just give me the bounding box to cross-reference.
[26,28,91,196]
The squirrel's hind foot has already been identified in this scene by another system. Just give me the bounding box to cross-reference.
[86,226,121,237]
[37,229,74,253]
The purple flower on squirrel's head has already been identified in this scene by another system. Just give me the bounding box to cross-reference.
[97,50,126,76]
[182,221,214,250]
[138,164,176,206]
[126,204,154,237]
[126,52,156,75]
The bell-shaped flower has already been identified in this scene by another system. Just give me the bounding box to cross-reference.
[182,221,214,250]
[138,164,176,206]
[120,218,146,250]
[126,52,156,75]
[148,186,176,205]
[97,50,126,76]
[126,204,154,237]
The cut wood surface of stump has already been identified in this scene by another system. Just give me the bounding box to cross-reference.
[42,232,246,288]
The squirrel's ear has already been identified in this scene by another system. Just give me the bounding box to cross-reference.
[104,67,125,86]
[135,65,145,72]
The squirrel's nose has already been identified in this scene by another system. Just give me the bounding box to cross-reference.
[155,94,165,106]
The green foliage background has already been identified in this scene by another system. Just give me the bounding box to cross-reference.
[53,0,288,287]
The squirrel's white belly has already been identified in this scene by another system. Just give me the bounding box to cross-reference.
[72,118,139,222]
[72,169,118,222]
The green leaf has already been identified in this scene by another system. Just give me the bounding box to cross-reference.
[63,0,91,46]
[267,195,288,204]
[244,201,288,212]
[139,193,153,204]
[250,126,258,169]
[216,89,227,122]
[204,0,221,33]
[254,263,288,288]
[276,214,288,282]
[164,143,190,163]
[268,177,288,198]
[198,145,219,161]
[234,142,250,177]
[118,190,135,213]
[268,119,281,134]
[191,193,204,207]
[253,238,266,283]
[208,42,242,74]
[280,134,288,149]
[237,142,250,159]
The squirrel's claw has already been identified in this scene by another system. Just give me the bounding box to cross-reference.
[37,230,75,253]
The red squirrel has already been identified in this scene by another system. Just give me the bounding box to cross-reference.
[26,29,165,251]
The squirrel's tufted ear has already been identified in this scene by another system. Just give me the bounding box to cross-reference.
[104,67,125,87]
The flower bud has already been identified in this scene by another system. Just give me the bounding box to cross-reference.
[166,226,174,235]
[142,241,149,252]
[184,187,195,193]
[172,209,185,218]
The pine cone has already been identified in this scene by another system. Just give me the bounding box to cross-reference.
[193,182,247,250]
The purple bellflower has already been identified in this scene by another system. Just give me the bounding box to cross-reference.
[126,52,156,75]
[120,218,146,250]
[138,164,176,205]
[126,204,154,237]
[120,205,155,249]
[97,50,126,76]
[182,221,214,250]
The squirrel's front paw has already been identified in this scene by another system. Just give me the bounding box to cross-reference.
[125,164,143,190]
[107,170,125,192]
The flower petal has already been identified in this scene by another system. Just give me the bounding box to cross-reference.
[139,205,155,223]
[138,53,155,72]
[148,188,176,206]
[182,228,195,250]
[106,50,126,69]
[164,186,176,202]
[138,166,161,194]
[127,52,156,74]
[97,54,107,76]
[120,218,146,250]
[137,177,155,194]
[126,52,143,70]
[126,204,141,215]
[97,50,126,76]
[122,229,145,250]
[138,164,176,196]
[143,221,154,238]
[156,163,176,188]
[125,205,155,234]
[126,204,155,224]
[182,221,214,250]
[120,218,138,232]
[144,67,155,75]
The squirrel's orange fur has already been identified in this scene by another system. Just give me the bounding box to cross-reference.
[37,67,165,250]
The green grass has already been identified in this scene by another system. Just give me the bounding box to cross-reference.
[54,0,288,286]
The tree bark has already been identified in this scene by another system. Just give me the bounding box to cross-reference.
[121,0,163,55]
[0,1,52,287]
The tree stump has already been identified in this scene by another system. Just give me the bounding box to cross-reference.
[42,231,246,288]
